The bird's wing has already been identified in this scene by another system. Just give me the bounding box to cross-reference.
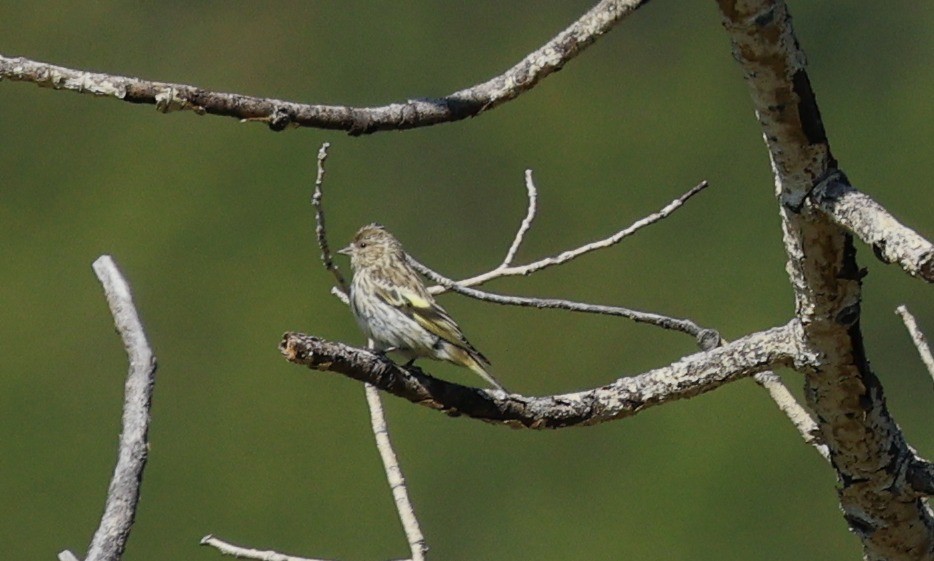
[378,283,489,364]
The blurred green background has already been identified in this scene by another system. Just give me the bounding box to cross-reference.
[1,2,931,560]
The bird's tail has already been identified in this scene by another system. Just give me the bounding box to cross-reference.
[454,347,508,393]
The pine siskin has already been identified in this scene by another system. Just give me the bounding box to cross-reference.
[338,223,507,392]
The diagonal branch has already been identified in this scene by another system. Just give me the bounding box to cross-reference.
[411,257,709,337]
[431,180,710,293]
[810,171,934,283]
[280,322,801,429]
[896,305,934,385]
[0,0,647,135]
[61,256,157,561]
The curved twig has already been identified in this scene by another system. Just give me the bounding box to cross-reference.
[61,256,157,561]
[311,142,348,293]
[500,169,539,267]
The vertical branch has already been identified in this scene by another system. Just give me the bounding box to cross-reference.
[62,256,157,561]
[365,385,427,561]
[311,142,348,294]
[500,169,539,267]
[311,149,427,560]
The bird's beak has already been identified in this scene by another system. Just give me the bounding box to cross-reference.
[337,245,353,256]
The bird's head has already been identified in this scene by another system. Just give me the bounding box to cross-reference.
[338,223,405,269]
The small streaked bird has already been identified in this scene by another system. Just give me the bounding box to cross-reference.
[338,223,507,392]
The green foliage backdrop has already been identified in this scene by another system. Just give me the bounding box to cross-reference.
[1,2,931,560]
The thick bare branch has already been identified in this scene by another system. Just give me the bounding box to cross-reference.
[719,0,934,557]
[811,172,934,283]
[280,322,800,429]
[0,1,647,135]
[63,256,157,561]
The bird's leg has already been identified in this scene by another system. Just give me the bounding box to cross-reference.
[371,345,399,357]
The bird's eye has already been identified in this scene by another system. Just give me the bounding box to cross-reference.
[358,242,367,249]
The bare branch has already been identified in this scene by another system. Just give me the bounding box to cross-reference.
[200,535,334,561]
[280,322,800,429]
[412,257,708,336]
[75,256,156,561]
[896,305,934,383]
[0,1,647,135]
[811,172,934,283]
[199,390,427,561]
[365,385,428,561]
[719,0,934,557]
[432,180,710,293]
[751,372,829,460]
[500,169,539,267]
[417,255,834,457]
[311,142,348,294]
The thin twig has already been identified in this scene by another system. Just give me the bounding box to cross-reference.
[310,156,428,561]
[896,305,934,383]
[500,169,539,267]
[311,142,348,294]
[200,536,333,561]
[365,384,428,561]
[432,180,710,293]
[412,257,705,335]
[752,372,829,460]
[63,256,157,561]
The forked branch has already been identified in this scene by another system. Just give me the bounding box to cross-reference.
[309,144,826,456]
[430,178,710,293]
